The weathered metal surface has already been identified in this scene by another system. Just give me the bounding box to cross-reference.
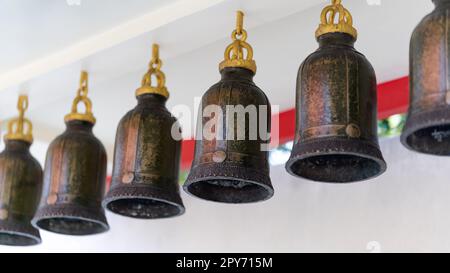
[0,140,42,246]
[183,67,274,203]
[103,93,185,219]
[401,0,450,155]
[285,32,386,183]
[32,120,109,235]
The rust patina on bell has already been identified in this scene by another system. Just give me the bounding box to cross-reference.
[103,44,185,219]
[401,0,450,155]
[0,96,43,246]
[32,72,109,235]
[183,11,274,203]
[285,0,386,183]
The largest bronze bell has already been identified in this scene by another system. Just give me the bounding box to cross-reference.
[183,11,274,203]
[285,0,387,183]
[32,71,109,235]
[102,44,185,219]
[0,96,43,246]
[401,0,450,155]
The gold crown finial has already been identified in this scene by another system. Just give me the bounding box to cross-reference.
[136,43,169,98]
[219,10,257,73]
[64,71,96,124]
[315,0,357,39]
[4,95,33,143]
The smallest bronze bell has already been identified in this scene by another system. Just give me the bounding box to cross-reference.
[0,95,43,246]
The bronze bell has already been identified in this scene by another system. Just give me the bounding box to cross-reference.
[401,0,450,155]
[0,96,43,246]
[285,0,387,183]
[32,71,109,235]
[103,44,185,219]
[183,11,274,203]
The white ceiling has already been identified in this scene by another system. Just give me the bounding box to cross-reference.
[0,0,434,161]
[0,0,178,73]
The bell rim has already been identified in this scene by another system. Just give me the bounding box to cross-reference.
[0,221,41,246]
[32,215,109,236]
[401,108,450,156]
[103,196,185,219]
[183,168,274,204]
[32,205,109,236]
[285,138,387,183]
[103,183,185,219]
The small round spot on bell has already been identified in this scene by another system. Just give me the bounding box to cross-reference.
[212,151,227,163]
[446,91,450,105]
[346,124,361,138]
[183,11,274,204]
[401,0,450,155]
[103,44,185,219]
[285,0,386,183]
[0,210,8,220]
[122,173,134,184]
[0,95,43,246]
[46,194,58,205]
[32,72,109,236]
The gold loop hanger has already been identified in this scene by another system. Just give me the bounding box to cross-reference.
[315,0,357,39]
[219,10,257,73]
[4,95,34,144]
[64,71,96,124]
[136,44,169,98]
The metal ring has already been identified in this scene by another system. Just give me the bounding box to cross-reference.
[231,29,247,41]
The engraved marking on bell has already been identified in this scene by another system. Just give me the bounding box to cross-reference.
[47,194,58,205]
[346,124,361,138]
[122,173,134,184]
[0,209,8,220]
[212,151,227,163]
[303,124,346,139]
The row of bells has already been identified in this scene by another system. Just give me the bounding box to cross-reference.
[1,0,450,246]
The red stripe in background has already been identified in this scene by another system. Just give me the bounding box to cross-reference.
[107,75,410,178]
[377,76,410,120]
[179,76,410,170]
[181,139,195,170]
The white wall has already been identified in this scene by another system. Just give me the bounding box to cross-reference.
[2,136,450,253]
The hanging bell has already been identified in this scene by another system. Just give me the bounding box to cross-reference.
[0,95,43,246]
[285,0,387,183]
[103,44,185,219]
[32,71,109,235]
[183,11,274,203]
[401,0,450,155]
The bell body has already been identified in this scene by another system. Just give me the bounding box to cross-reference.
[103,94,185,219]
[0,140,42,246]
[184,67,273,203]
[286,33,386,183]
[401,0,450,155]
[32,120,109,235]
